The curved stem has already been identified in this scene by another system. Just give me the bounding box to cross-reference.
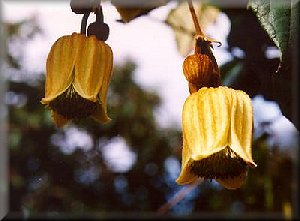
[96,5,104,23]
[80,12,90,35]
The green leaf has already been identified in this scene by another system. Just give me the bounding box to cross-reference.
[248,0,299,129]
[248,0,299,64]
[220,60,243,86]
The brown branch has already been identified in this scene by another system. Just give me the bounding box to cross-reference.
[187,0,221,53]
[188,0,203,36]
[157,178,203,214]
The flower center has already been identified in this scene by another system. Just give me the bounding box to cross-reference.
[189,146,247,179]
[49,85,99,119]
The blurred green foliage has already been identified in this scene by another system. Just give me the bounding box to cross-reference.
[3,4,297,220]
[221,7,298,130]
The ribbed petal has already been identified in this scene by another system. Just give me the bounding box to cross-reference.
[92,94,111,123]
[229,90,256,167]
[41,33,80,104]
[176,86,255,185]
[72,34,113,122]
[93,40,113,123]
[176,133,199,184]
[73,34,113,101]
[177,87,230,184]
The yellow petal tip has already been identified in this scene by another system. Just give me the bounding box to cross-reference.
[216,172,247,190]
[51,111,71,128]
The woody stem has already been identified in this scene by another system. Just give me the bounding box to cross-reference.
[188,0,203,36]
[188,0,203,54]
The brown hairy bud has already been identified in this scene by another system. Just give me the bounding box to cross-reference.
[183,54,221,91]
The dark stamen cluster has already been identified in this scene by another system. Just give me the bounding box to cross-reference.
[49,85,99,119]
[189,146,247,179]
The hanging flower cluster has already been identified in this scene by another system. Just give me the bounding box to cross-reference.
[40,0,256,189]
[176,0,256,189]
[41,5,113,127]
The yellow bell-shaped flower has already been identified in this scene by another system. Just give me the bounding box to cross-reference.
[176,86,256,189]
[41,32,113,127]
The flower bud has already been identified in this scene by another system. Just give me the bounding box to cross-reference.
[183,54,221,89]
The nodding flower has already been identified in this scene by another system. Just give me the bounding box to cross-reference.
[41,32,113,127]
[177,86,256,189]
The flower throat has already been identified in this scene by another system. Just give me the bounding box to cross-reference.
[49,84,99,119]
[189,146,248,180]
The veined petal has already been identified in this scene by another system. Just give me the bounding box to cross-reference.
[176,133,199,184]
[72,34,113,123]
[41,33,113,127]
[177,86,255,187]
[73,34,113,102]
[177,87,231,184]
[92,95,111,123]
[229,89,256,166]
[41,33,80,104]
[97,44,113,120]
[197,87,231,154]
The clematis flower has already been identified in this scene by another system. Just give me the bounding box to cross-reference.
[176,86,256,189]
[41,32,113,127]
